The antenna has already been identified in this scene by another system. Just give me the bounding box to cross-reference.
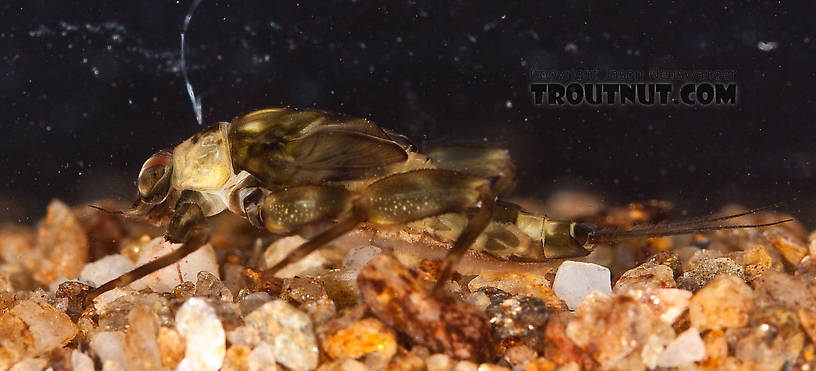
[88,204,124,215]
[180,0,204,125]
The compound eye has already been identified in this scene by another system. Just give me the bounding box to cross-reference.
[138,150,173,203]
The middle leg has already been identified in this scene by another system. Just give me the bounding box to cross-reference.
[254,170,495,291]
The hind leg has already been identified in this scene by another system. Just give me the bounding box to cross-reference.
[425,146,516,197]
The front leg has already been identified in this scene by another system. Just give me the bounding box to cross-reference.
[87,192,209,299]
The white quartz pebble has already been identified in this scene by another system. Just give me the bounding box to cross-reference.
[79,254,135,287]
[655,327,706,368]
[175,298,226,371]
[130,237,219,292]
[90,331,126,370]
[552,261,612,310]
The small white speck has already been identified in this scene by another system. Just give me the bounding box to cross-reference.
[505,100,513,108]
[757,41,779,51]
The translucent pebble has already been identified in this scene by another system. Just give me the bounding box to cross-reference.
[613,263,676,292]
[264,236,326,278]
[688,274,754,331]
[221,344,251,371]
[453,360,479,371]
[222,262,247,295]
[157,327,185,369]
[123,305,163,371]
[426,353,454,371]
[96,291,172,332]
[316,358,367,371]
[248,342,279,371]
[33,200,89,285]
[640,330,676,369]
[195,271,233,302]
[566,291,666,366]
[799,308,816,342]
[358,255,491,361]
[742,245,776,281]
[317,269,362,309]
[468,271,553,301]
[476,363,510,371]
[502,344,537,368]
[0,299,78,365]
[0,230,34,268]
[732,307,804,369]
[302,297,337,325]
[71,350,95,371]
[79,254,135,287]
[245,300,318,371]
[764,229,808,266]
[0,272,11,293]
[522,357,557,370]
[281,277,328,304]
[701,330,728,369]
[552,261,611,310]
[130,237,219,292]
[655,328,706,367]
[9,358,47,371]
[341,245,382,270]
[226,325,262,347]
[629,288,692,324]
[753,271,816,311]
[386,348,425,370]
[320,317,397,363]
[175,298,226,371]
[90,331,126,370]
[466,290,492,311]
[485,296,549,350]
[239,292,274,316]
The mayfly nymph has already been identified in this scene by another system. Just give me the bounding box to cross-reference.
[87,107,792,299]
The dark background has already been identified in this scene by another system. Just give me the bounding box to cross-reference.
[1,1,814,226]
